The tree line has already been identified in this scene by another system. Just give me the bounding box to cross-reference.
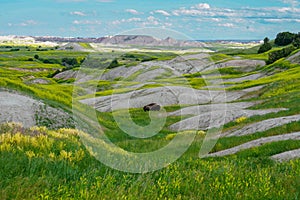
[258,31,300,64]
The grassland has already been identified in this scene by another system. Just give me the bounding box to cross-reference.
[0,42,299,199]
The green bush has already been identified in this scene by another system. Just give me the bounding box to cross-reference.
[275,32,296,46]
[108,58,120,69]
[267,46,296,64]
[258,43,272,54]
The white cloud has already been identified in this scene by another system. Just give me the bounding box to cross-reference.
[20,20,38,26]
[125,9,142,15]
[264,18,300,23]
[282,0,299,7]
[218,23,234,27]
[171,3,300,24]
[70,11,86,16]
[147,16,156,21]
[154,10,171,16]
[173,9,204,16]
[73,20,101,25]
[127,17,142,22]
[211,18,221,22]
[143,16,160,26]
[277,7,300,12]
[112,18,141,25]
[163,22,173,28]
[194,3,210,10]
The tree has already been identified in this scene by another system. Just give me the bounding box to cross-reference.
[62,57,78,66]
[274,32,296,46]
[258,37,272,54]
[292,32,300,48]
[34,54,39,59]
[263,37,270,44]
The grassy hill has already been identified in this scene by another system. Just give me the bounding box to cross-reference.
[0,42,299,199]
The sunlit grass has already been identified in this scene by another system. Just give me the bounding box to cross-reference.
[0,45,300,199]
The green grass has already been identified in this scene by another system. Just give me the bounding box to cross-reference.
[209,53,232,62]
[0,44,300,199]
[0,123,299,200]
[78,42,93,50]
[214,121,300,152]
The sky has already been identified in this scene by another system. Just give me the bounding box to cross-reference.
[1,0,300,40]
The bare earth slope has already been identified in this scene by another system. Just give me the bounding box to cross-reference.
[0,91,74,129]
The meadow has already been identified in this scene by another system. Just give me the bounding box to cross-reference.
[0,41,299,199]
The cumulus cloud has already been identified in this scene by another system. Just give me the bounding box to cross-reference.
[154,10,171,16]
[125,9,142,15]
[70,11,86,16]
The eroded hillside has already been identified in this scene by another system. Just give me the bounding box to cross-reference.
[0,41,299,199]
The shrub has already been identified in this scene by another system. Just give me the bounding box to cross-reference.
[267,46,296,64]
[108,59,120,69]
[62,57,79,67]
[258,43,272,54]
[10,48,20,52]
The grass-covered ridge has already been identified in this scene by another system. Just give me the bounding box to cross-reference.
[0,40,300,199]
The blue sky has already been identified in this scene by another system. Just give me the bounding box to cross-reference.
[1,0,300,40]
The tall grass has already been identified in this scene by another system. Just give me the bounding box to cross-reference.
[0,123,299,200]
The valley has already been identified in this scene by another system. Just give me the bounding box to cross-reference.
[0,35,299,199]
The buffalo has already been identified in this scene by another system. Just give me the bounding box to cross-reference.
[143,103,161,112]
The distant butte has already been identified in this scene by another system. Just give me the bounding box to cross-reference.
[33,35,206,47]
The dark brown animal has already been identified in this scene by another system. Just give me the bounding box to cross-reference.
[143,103,161,112]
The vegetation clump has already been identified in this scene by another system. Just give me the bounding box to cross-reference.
[258,37,272,54]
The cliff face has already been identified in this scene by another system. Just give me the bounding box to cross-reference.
[33,35,206,47]
[96,35,206,47]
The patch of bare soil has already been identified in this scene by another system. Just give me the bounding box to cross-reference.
[204,132,300,157]
[0,90,74,129]
[223,114,300,137]
[271,149,300,162]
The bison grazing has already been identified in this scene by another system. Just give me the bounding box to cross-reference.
[143,103,161,112]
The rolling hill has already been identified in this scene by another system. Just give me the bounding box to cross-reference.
[0,37,299,199]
